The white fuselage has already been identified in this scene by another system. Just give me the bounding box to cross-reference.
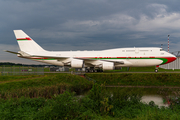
[23,47,176,67]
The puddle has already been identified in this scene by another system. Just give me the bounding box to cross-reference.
[141,95,169,107]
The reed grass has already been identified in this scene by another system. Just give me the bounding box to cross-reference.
[0,73,93,99]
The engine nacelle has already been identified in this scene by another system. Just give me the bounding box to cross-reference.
[71,59,83,68]
[102,62,114,70]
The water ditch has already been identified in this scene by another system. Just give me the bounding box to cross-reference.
[103,87,180,107]
[78,73,180,107]
[77,87,180,108]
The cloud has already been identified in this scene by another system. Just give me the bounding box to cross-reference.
[22,3,180,50]
[1,1,180,64]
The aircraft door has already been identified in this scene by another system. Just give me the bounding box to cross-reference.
[126,54,130,60]
[135,48,139,54]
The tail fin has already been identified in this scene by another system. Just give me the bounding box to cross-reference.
[14,30,45,53]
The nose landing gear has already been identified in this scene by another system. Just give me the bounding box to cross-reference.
[155,65,159,73]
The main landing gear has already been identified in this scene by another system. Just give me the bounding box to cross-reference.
[155,65,159,73]
[85,68,103,73]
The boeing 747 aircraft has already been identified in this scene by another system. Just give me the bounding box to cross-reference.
[5,30,177,72]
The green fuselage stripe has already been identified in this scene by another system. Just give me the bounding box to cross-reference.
[90,57,168,65]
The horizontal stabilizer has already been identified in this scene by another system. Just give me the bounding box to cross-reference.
[4,50,31,57]
[4,50,20,55]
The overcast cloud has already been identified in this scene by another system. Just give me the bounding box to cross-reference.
[1,0,180,64]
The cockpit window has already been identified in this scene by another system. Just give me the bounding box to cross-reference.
[160,49,164,51]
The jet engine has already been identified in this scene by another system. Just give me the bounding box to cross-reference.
[102,62,114,70]
[71,59,84,68]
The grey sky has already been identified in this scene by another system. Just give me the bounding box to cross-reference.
[1,0,180,64]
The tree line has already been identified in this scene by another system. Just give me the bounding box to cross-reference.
[0,62,56,67]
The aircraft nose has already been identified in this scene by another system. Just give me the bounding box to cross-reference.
[166,55,177,64]
[171,56,177,62]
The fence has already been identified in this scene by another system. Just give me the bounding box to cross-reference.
[0,66,44,75]
[160,57,180,70]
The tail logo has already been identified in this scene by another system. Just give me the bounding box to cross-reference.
[17,37,31,41]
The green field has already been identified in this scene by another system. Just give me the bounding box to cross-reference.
[86,73,180,86]
[129,66,180,72]
[0,66,45,75]
[104,66,180,72]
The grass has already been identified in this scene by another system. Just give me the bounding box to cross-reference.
[0,75,42,82]
[105,66,180,72]
[0,66,54,76]
[86,73,180,86]
[129,66,180,72]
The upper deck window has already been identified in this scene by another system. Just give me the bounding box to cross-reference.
[126,50,135,52]
[140,50,149,52]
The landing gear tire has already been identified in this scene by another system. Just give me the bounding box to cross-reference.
[86,69,103,73]
[155,69,158,73]
[90,69,94,73]
[100,69,103,72]
[85,69,89,73]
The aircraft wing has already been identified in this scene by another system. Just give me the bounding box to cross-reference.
[104,60,124,64]
[76,57,125,65]
[31,55,125,66]
[4,50,125,66]
[31,55,69,59]
[4,51,69,60]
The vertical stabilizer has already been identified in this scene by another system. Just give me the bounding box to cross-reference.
[14,30,45,53]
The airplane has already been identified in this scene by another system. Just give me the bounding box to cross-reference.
[5,30,177,72]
